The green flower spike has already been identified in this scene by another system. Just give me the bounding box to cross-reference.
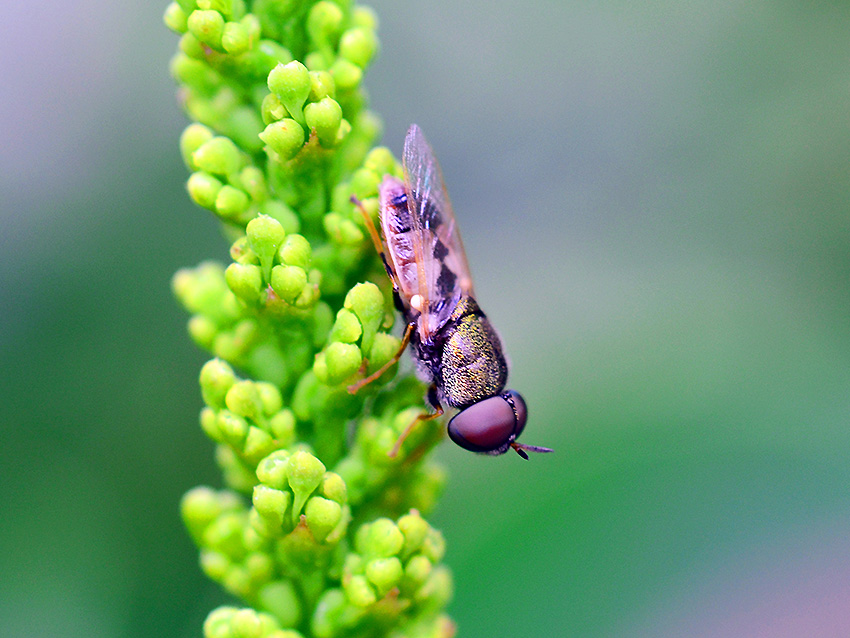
[167,1,455,636]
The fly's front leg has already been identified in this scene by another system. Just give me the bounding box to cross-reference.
[347,322,414,394]
[351,195,399,289]
[347,195,411,394]
[389,385,444,458]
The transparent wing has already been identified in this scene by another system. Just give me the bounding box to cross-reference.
[401,124,475,340]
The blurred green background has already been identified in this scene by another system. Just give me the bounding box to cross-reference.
[3,1,850,636]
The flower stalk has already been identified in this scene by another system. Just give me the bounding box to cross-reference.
[165,1,455,637]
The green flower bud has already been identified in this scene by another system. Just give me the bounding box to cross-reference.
[329,59,362,92]
[223,566,252,599]
[267,61,311,123]
[255,382,282,416]
[247,214,286,282]
[230,608,264,638]
[365,556,402,596]
[243,426,276,464]
[269,265,307,304]
[306,1,344,49]
[258,580,302,629]
[344,574,377,607]
[204,607,238,638]
[357,518,404,558]
[256,450,292,489]
[252,40,294,77]
[193,136,242,176]
[245,551,275,585]
[352,5,379,30]
[225,263,263,304]
[215,185,250,219]
[319,472,347,505]
[256,612,282,638]
[188,315,217,348]
[311,589,346,638]
[253,484,290,529]
[308,71,335,101]
[324,212,365,246]
[403,555,432,591]
[415,566,453,612]
[321,342,362,385]
[179,32,207,60]
[349,167,380,199]
[304,97,342,148]
[366,333,400,375]
[197,0,235,18]
[330,308,362,344]
[339,27,378,69]
[172,55,220,96]
[200,406,224,442]
[200,358,237,409]
[228,106,265,154]
[188,172,224,209]
[259,200,299,234]
[239,11,259,37]
[232,238,255,269]
[261,92,287,125]
[239,166,266,201]
[188,9,225,49]
[363,146,397,177]
[268,409,296,445]
[180,124,215,170]
[278,233,311,268]
[200,550,230,582]
[164,2,189,33]
[304,496,342,542]
[260,118,305,161]
[181,486,235,541]
[398,510,429,557]
[421,528,446,564]
[217,410,249,448]
[286,451,326,521]
[202,511,245,556]
[222,21,249,55]
[344,283,384,354]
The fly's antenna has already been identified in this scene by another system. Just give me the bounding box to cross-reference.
[510,442,554,460]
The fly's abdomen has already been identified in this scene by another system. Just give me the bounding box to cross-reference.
[439,299,508,408]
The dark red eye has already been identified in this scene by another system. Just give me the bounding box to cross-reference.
[447,390,527,453]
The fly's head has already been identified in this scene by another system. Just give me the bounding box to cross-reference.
[447,390,552,459]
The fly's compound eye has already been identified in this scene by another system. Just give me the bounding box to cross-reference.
[447,390,527,454]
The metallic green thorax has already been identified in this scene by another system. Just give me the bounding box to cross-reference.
[438,297,508,408]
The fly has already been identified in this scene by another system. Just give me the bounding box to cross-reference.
[349,124,552,460]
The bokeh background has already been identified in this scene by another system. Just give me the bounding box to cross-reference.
[3,1,850,636]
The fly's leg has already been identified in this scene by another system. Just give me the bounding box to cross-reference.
[389,385,444,458]
[350,195,399,287]
[347,195,411,394]
[347,322,414,394]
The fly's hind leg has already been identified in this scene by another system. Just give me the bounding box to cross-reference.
[389,385,444,458]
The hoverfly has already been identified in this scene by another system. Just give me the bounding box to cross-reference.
[350,124,552,459]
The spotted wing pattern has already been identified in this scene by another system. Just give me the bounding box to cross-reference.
[399,124,475,341]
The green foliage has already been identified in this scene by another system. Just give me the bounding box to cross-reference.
[166,1,453,636]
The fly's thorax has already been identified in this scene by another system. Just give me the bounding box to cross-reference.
[437,297,508,408]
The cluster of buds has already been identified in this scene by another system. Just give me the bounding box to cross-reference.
[312,512,454,638]
[166,1,455,636]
